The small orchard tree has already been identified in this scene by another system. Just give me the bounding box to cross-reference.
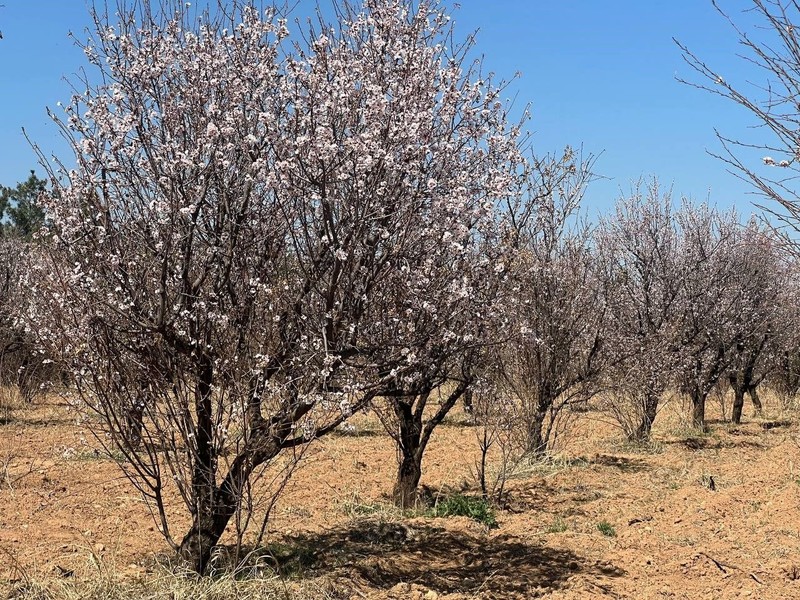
[315,1,527,509]
[22,0,525,572]
[370,236,519,509]
[595,180,684,442]
[496,149,603,455]
[676,204,747,430]
[372,205,525,508]
[469,372,519,502]
[724,220,785,423]
[679,1,800,415]
[768,263,800,405]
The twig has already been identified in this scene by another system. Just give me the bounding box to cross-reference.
[699,552,737,574]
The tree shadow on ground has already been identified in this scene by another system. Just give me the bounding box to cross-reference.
[589,453,649,473]
[760,419,794,431]
[502,479,605,514]
[665,435,765,451]
[496,455,647,514]
[266,520,625,597]
[328,427,384,439]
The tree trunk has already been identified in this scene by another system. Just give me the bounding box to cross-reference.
[526,387,553,455]
[181,359,217,573]
[731,384,745,425]
[526,411,547,456]
[393,452,422,509]
[124,401,145,449]
[177,358,289,574]
[691,388,707,431]
[632,392,659,442]
[178,500,235,573]
[122,380,149,449]
[389,384,468,509]
[392,398,424,509]
[462,388,474,413]
[178,431,283,573]
[748,385,763,415]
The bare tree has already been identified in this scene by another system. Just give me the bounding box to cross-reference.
[677,1,800,243]
[469,374,518,503]
[20,0,526,572]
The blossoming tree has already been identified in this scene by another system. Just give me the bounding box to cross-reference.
[494,149,603,455]
[22,0,526,572]
[595,180,684,441]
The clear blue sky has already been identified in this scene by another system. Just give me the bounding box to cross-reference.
[0,1,769,216]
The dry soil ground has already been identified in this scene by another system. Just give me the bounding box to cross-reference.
[1,391,800,599]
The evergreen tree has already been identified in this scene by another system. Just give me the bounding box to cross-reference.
[0,170,46,238]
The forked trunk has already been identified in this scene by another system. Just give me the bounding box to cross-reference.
[177,437,283,573]
[689,345,725,432]
[178,500,236,573]
[178,358,285,573]
[392,398,424,509]
[390,384,468,509]
[730,357,759,423]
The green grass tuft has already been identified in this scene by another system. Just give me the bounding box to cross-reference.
[596,521,616,537]
[428,493,498,528]
[546,517,568,533]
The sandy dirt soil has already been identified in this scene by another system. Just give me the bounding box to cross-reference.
[1,392,800,599]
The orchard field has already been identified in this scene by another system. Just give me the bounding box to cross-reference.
[2,389,800,600]
[5,0,800,598]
